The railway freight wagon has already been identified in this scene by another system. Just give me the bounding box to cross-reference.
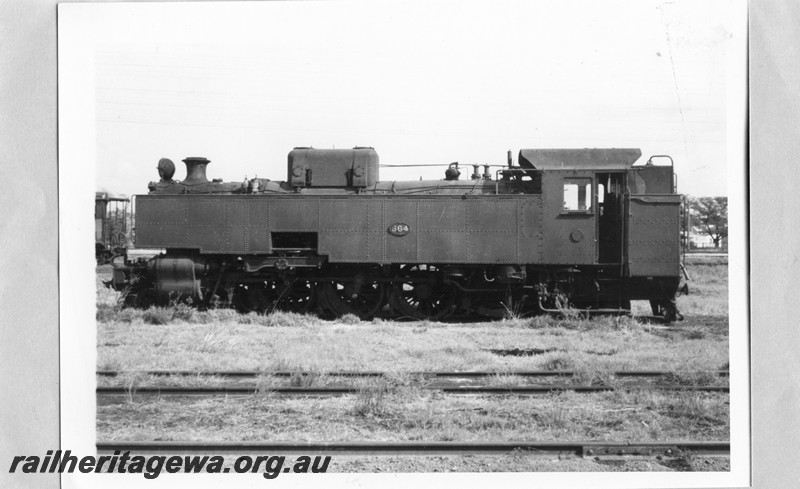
[110,147,685,321]
[95,191,129,264]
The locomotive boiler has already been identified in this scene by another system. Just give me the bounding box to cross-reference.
[110,147,685,321]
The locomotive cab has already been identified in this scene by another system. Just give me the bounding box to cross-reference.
[517,149,683,318]
[519,148,643,267]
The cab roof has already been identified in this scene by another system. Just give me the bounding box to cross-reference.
[95,190,128,201]
[518,148,642,171]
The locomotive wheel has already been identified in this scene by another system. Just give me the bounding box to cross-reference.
[649,299,683,322]
[389,265,458,320]
[319,280,385,319]
[122,286,155,309]
[232,282,275,313]
[649,299,662,317]
[273,280,315,314]
[96,251,113,266]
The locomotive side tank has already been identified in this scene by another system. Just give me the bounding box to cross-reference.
[111,147,684,321]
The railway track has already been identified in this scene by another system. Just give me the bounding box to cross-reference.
[97,369,728,398]
[97,384,728,396]
[97,369,731,464]
[97,369,729,379]
[96,440,730,459]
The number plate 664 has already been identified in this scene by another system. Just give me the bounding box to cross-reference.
[388,223,410,236]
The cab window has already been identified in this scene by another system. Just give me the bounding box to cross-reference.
[562,178,592,213]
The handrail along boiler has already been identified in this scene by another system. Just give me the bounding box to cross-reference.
[110,147,685,321]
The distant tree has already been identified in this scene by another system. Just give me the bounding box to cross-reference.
[687,196,728,248]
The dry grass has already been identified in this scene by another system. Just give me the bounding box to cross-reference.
[351,378,393,417]
[97,303,316,328]
[97,389,730,443]
[629,258,728,318]
[97,318,728,373]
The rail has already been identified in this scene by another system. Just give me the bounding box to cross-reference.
[97,369,729,378]
[97,382,729,397]
[96,440,730,458]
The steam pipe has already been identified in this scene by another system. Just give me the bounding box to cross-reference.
[536,297,631,316]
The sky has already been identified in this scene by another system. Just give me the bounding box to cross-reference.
[85,0,741,199]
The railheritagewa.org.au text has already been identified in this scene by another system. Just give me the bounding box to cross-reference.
[9,450,331,479]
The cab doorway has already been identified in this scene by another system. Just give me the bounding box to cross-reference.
[597,173,625,264]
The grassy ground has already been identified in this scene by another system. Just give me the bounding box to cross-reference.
[96,317,728,373]
[679,256,729,316]
[95,371,729,390]
[95,259,729,472]
[97,387,729,442]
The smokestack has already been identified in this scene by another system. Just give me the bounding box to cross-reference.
[182,157,210,184]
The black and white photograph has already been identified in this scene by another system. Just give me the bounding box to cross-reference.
[55,0,747,486]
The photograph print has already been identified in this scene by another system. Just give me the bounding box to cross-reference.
[59,0,748,485]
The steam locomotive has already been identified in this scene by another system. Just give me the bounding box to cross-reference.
[109,147,685,321]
